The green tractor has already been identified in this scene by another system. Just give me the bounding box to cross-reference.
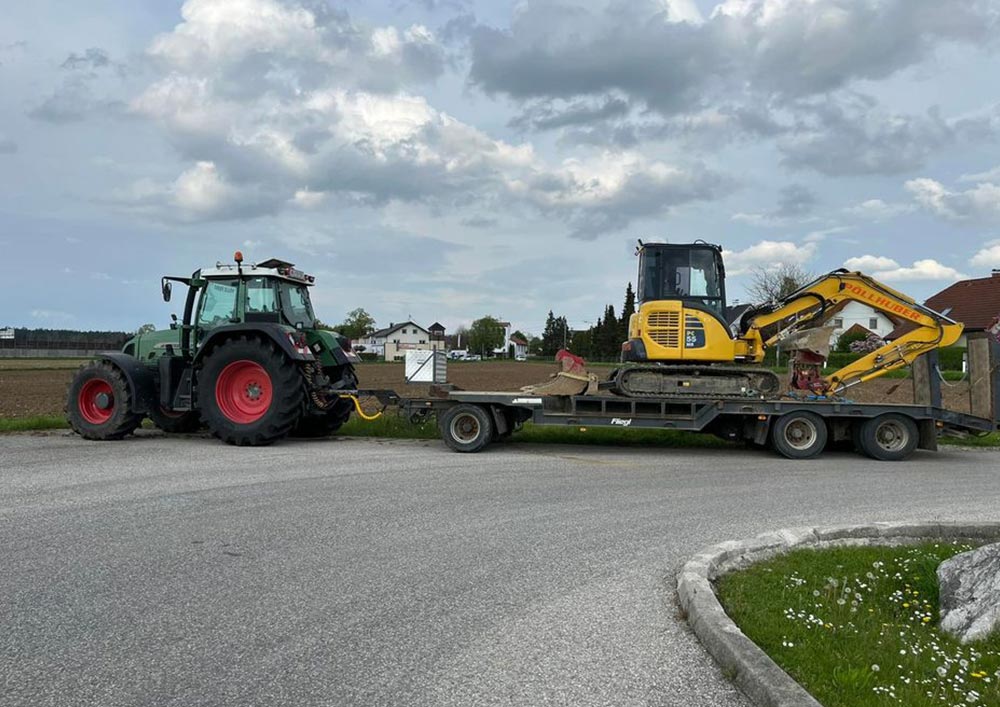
[67,253,362,446]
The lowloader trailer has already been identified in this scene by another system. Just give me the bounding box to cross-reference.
[402,391,994,461]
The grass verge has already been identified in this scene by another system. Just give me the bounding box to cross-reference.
[0,415,68,432]
[717,543,1000,707]
[940,432,1000,448]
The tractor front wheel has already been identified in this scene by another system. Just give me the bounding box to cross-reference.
[200,337,304,446]
[67,362,143,440]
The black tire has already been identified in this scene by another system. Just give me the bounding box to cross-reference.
[857,413,919,461]
[67,361,143,440]
[292,399,353,438]
[439,404,494,453]
[149,406,201,433]
[771,411,828,460]
[199,336,305,446]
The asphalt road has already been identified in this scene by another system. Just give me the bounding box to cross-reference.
[3,433,1000,707]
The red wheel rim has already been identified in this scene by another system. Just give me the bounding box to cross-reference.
[78,378,115,425]
[215,360,273,424]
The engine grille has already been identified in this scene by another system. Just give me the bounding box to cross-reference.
[646,311,680,348]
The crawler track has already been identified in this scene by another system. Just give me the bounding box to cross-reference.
[607,364,781,399]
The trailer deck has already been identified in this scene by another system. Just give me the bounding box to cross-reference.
[399,390,996,461]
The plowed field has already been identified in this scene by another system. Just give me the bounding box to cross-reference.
[0,359,973,418]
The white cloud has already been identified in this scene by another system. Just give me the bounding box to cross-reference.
[873,259,967,282]
[970,243,1000,269]
[722,239,817,275]
[845,199,914,221]
[906,177,1000,223]
[959,166,1000,183]
[291,189,328,209]
[844,255,900,271]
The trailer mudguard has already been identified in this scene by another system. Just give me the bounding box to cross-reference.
[96,352,158,414]
[193,324,315,365]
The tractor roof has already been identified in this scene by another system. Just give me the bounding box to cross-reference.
[198,258,315,285]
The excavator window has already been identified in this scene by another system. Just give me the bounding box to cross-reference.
[638,246,725,314]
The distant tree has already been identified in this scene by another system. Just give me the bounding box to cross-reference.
[540,311,569,356]
[528,336,543,356]
[746,264,812,303]
[511,329,527,342]
[336,308,376,340]
[135,323,157,335]
[468,316,505,356]
[570,328,593,358]
[594,304,619,360]
[620,282,636,342]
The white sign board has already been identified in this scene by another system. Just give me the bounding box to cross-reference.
[404,349,447,384]
[0,327,14,340]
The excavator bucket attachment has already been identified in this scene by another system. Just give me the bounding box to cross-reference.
[520,349,599,397]
[784,326,837,393]
[782,326,837,360]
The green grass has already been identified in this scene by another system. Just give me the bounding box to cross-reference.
[717,543,1000,707]
[0,415,68,432]
[940,432,1000,448]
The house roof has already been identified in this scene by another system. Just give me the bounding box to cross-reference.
[888,273,1000,339]
[840,322,874,338]
[368,321,427,339]
[428,322,445,331]
[510,336,528,345]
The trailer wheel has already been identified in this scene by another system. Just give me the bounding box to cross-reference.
[857,414,918,461]
[440,404,494,453]
[771,411,828,460]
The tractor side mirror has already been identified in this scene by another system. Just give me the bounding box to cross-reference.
[162,280,172,303]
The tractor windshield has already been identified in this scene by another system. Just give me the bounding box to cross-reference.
[198,279,240,327]
[638,247,725,314]
[278,283,316,329]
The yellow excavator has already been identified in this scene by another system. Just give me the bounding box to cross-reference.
[605,241,963,398]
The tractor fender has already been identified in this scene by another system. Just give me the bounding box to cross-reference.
[95,352,158,414]
[194,324,315,365]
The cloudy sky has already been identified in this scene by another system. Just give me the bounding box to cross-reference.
[2,0,1000,336]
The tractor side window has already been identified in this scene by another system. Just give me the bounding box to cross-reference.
[198,280,239,327]
[246,278,277,313]
[279,284,316,328]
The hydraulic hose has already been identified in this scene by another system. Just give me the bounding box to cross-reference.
[338,394,384,421]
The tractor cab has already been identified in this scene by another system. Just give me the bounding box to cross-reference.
[148,254,328,358]
[190,257,318,335]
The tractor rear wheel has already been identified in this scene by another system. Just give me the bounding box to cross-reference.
[67,362,143,440]
[199,337,304,446]
[149,406,201,434]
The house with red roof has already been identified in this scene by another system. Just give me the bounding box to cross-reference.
[888,272,1000,346]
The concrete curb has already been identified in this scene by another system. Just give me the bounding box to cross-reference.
[677,521,1000,707]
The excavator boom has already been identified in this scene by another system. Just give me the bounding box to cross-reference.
[740,269,963,395]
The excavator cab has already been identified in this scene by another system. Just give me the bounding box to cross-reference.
[623,242,741,364]
[637,242,727,316]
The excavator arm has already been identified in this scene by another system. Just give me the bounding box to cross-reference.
[740,270,963,395]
